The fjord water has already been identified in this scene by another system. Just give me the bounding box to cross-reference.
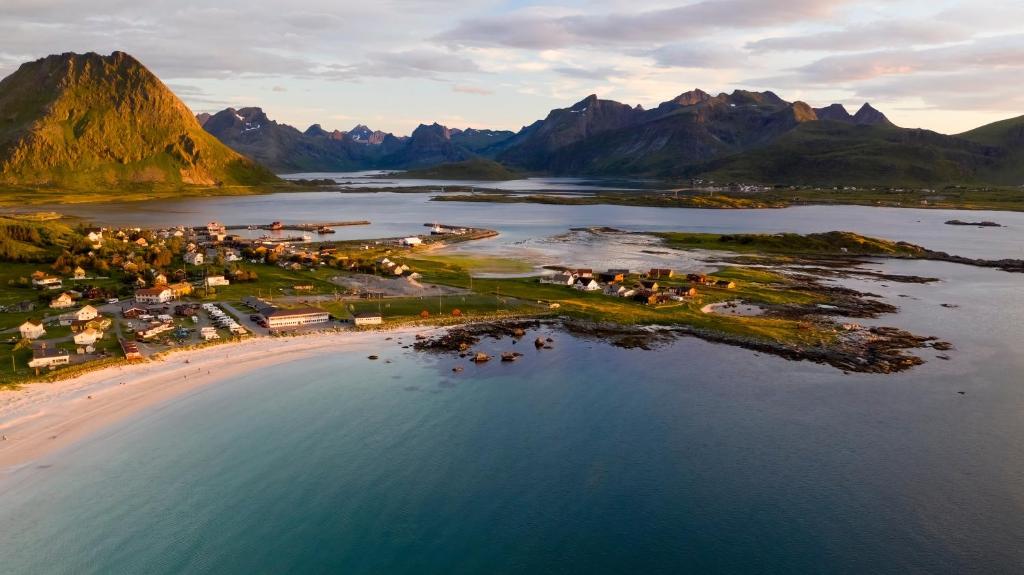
[2,260,1024,573]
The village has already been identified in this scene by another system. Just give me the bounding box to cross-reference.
[540,266,735,305]
[0,219,503,380]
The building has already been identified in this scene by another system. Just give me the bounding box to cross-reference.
[714,280,737,289]
[205,276,230,287]
[73,328,103,346]
[184,252,204,265]
[86,230,103,248]
[168,282,193,297]
[73,266,87,280]
[33,275,63,289]
[50,292,75,309]
[574,278,601,291]
[120,339,143,360]
[647,268,674,279]
[401,237,423,247]
[260,306,330,328]
[28,344,70,369]
[73,305,99,322]
[353,312,383,326]
[135,287,174,304]
[18,320,46,340]
[152,272,168,285]
[541,273,576,286]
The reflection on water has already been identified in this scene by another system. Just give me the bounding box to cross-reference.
[43,191,1024,260]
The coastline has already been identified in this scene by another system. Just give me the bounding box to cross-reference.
[0,327,430,476]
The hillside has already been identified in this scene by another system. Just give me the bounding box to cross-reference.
[959,116,1024,185]
[0,52,277,189]
[392,159,520,180]
[696,121,1006,186]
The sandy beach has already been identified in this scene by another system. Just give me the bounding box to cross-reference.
[0,327,429,475]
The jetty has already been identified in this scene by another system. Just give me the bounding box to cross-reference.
[225,220,370,232]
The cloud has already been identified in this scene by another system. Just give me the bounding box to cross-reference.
[792,34,1024,83]
[647,43,745,68]
[322,49,481,80]
[438,0,850,49]
[452,84,494,95]
[551,66,620,80]
[746,21,972,52]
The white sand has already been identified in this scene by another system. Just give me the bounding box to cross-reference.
[701,300,766,317]
[0,327,430,474]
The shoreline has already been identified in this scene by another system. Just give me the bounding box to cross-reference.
[0,326,431,475]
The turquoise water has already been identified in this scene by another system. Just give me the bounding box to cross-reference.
[2,273,1024,574]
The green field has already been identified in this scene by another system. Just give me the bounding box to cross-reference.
[654,231,927,256]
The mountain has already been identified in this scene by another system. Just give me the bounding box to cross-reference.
[200,108,513,172]
[497,90,821,175]
[0,51,276,188]
[696,121,1005,186]
[959,115,1024,184]
[393,159,520,180]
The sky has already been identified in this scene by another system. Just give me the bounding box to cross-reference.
[2,0,1022,136]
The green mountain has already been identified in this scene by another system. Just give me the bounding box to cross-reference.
[0,51,276,189]
[696,121,1006,186]
[958,116,1024,185]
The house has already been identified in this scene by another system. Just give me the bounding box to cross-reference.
[632,290,658,305]
[572,268,594,278]
[224,249,241,262]
[168,282,193,297]
[604,284,628,297]
[205,276,230,287]
[184,252,204,265]
[73,266,87,280]
[598,272,625,283]
[574,278,601,291]
[714,280,737,289]
[18,320,46,340]
[135,287,174,304]
[353,312,383,326]
[687,273,709,284]
[73,328,103,346]
[639,280,660,292]
[152,272,168,285]
[669,286,699,298]
[120,339,143,360]
[73,305,99,322]
[260,306,330,328]
[86,230,103,248]
[50,292,75,309]
[607,268,630,276]
[647,268,674,279]
[401,237,423,247]
[28,343,70,369]
[138,322,174,340]
[134,237,149,248]
[32,275,63,289]
[122,306,148,319]
[541,273,576,286]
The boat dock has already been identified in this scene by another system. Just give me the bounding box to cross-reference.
[225,220,371,232]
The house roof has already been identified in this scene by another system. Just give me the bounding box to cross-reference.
[20,319,43,327]
[264,306,329,318]
[136,287,171,296]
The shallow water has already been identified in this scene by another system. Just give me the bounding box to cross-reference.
[46,190,1024,261]
[4,193,1023,573]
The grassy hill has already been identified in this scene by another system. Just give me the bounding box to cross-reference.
[0,51,278,190]
[393,159,521,181]
[959,116,1024,185]
[695,121,1006,186]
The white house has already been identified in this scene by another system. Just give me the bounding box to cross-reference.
[32,276,63,289]
[73,328,103,346]
[184,252,204,265]
[73,305,99,322]
[135,287,174,304]
[574,278,601,291]
[28,344,70,369]
[353,312,383,326]
[50,292,75,309]
[18,320,46,340]
[86,231,103,248]
[401,237,423,247]
[205,275,230,287]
